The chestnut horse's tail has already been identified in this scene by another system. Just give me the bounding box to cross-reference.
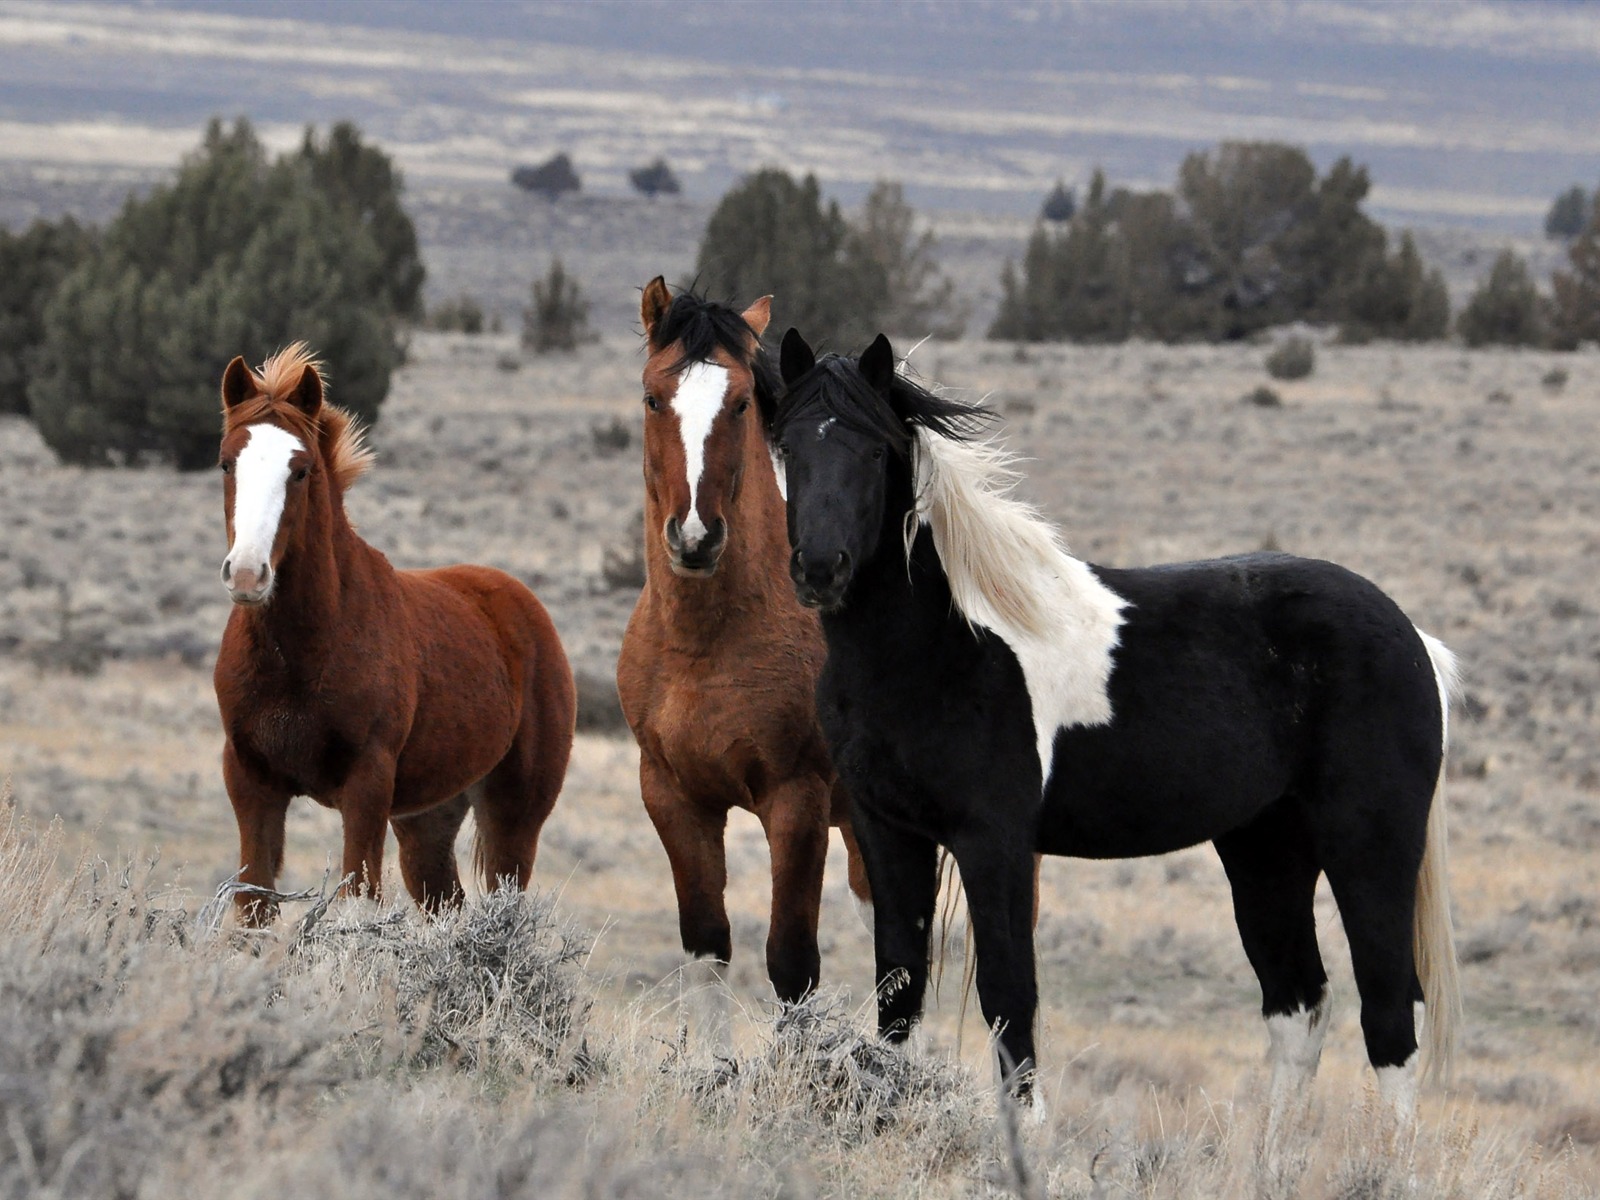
[1415,631,1462,1086]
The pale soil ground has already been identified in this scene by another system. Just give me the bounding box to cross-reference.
[2,331,1599,1190]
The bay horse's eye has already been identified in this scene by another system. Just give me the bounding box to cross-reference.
[292,467,309,482]
[644,393,661,412]
[733,398,751,417]
[219,461,233,475]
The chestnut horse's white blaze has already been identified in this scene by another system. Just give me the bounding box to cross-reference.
[223,422,303,601]
[671,360,731,548]
[909,426,1126,789]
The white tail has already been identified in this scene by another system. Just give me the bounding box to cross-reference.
[1415,631,1462,1085]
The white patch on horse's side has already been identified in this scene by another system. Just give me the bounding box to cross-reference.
[851,894,873,935]
[1376,1051,1419,1119]
[226,423,304,585]
[670,361,730,546]
[909,428,1127,789]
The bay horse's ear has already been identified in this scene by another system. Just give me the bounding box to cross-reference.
[289,363,324,416]
[741,295,772,338]
[859,333,895,394]
[641,275,671,343]
[780,327,815,385]
[221,356,255,411]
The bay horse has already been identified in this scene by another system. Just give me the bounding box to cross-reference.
[616,279,870,1005]
[213,344,575,924]
[773,328,1461,1117]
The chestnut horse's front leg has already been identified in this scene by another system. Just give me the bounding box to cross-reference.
[223,739,292,927]
[333,753,399,901]
[759,778,832,1003]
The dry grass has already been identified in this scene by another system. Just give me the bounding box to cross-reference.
[0,797,1594,1199]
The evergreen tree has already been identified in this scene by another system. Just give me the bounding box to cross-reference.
[1040,180,1076,223]
[1548,196,1600,349]
[849,181,965,339]
[1545,185,1590,242]
[511,153,581,200]
[298,121,425,319]
[522,259,591,353]
[629,158,681,198]
[696,169,884,350]
[0,216,93,415]
[27,118,399,469]
[1457,250,1544,347]
[1337,232,1450,343]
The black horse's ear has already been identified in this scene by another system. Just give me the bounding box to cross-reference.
[221,356,255,410]
[780,327,815,384]
[858,333,895,393]
[289,363,324,416]
[641,276,671,343]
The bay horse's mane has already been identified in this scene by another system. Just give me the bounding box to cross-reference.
[224,342,375,493]
[647,290,781,429]
[776,352,1104,641]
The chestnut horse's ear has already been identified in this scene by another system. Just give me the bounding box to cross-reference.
[780,327,815,385]
[289,363,323,416]
[858,333,895,394]
[641,275,672,343]
[741,295,772,338]
[221,356,255,410]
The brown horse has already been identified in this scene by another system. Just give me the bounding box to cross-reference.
[213,344,575,924]
[617,279,870,1003]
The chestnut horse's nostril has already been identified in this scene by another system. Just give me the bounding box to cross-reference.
[221,559,232,582]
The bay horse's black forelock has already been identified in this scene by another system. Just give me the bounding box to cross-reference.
[773,352,993,458]
[648,290,780,429]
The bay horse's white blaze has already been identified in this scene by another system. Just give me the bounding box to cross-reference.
[671,361,730,547]
[223,422,303,599]
[908,427,1127,789]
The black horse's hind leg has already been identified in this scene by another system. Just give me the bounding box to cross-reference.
[1214,800,1328,1125]
[948,831,1040,1095]
[851,805,939,1044]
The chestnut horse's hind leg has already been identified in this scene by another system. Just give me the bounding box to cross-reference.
[759,781,832,1003]
[392,793,471,911]
[469,693,572,892]
[223,740,292,927]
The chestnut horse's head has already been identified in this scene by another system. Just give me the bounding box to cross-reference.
[638,277,778,578]
[216,344,372,605]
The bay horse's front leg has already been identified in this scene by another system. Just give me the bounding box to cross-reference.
[223,739,292,926]
[639,752,732,964]
[949,830,1040,1095]
[851,803,940,1043]
[760,779,831,1003]
[333,754,399,902]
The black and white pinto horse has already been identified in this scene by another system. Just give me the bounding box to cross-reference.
[772,329,1461,1117]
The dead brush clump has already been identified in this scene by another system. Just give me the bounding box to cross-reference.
[292,887,595,1076]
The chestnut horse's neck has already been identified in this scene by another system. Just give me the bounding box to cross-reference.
[643,430,792,641]
[233,471,384,664]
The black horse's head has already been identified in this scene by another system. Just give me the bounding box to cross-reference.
[773,329,987,611]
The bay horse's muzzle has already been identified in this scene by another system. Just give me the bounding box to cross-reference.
[790,548,851,611]
[664,515,728,577]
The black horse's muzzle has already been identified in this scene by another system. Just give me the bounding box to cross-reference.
[790,547,851,610]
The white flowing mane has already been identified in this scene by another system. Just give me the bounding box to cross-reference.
[906,425,1128,766]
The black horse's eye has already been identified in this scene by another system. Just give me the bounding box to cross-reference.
[871,446,885,461]
[644,393,661,412]
[776,441,791,459]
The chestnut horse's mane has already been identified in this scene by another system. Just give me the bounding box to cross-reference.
[226,342,375,493]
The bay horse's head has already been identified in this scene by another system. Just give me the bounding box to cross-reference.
[639,277,777,578]
[216,344,372,605]
[775,329,987,611]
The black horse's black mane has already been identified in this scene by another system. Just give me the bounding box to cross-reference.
[648,290,781,428]
[774,352,991,458]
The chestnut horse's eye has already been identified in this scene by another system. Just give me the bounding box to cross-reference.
[733,398,751,417]
[292,467,309,482]
[219,461,233,474]
[644,393,661,412]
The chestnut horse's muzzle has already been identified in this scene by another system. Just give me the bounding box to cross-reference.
[664,515,727,577]
[222,557,273,605]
